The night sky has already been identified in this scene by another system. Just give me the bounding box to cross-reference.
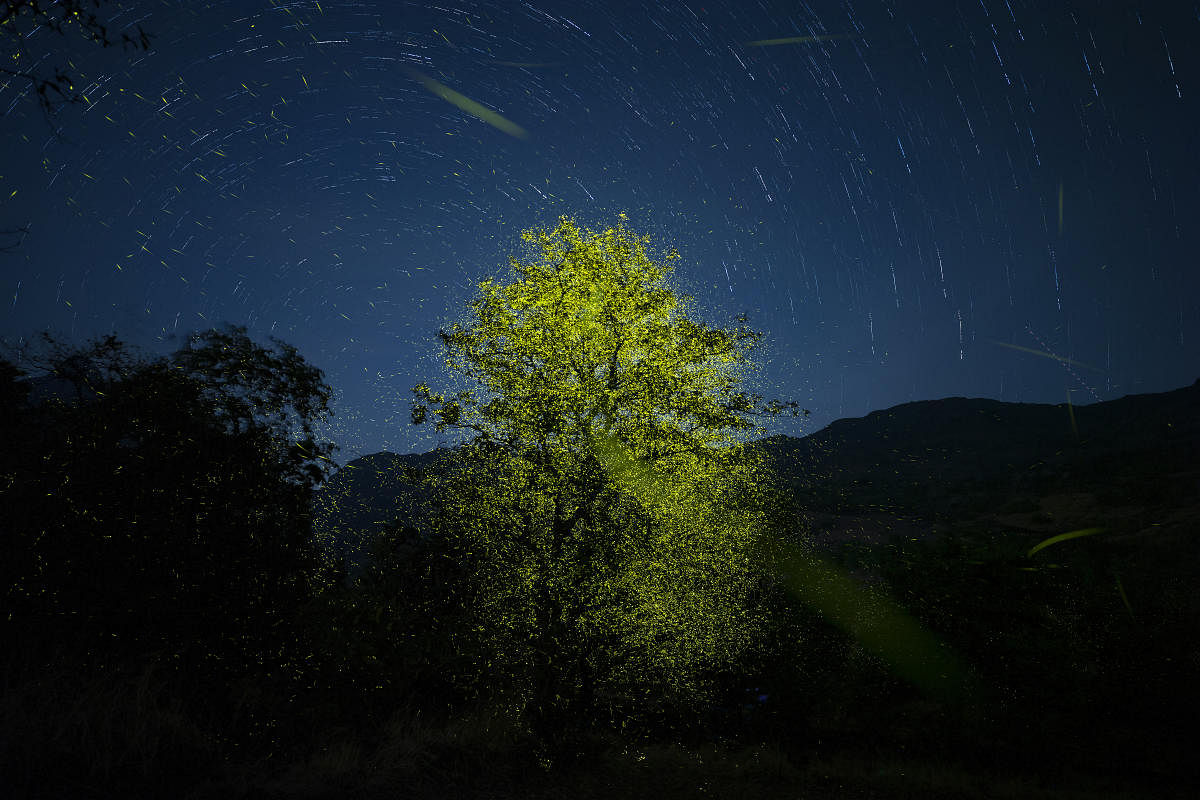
[3,1,1198,462]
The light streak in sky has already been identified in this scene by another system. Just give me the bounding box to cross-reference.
[989,325,1103,402]
[744,35,851,46]
[403,68,528,139]
[1058,181,1064,235]
[986,337,1102,372]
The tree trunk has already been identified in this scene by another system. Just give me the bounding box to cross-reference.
[526,500,588,750]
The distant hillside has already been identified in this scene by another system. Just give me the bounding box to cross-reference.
[311,378,1200,578]
[748,377,1200,515]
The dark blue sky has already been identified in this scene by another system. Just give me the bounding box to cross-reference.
[3,1,1198,461]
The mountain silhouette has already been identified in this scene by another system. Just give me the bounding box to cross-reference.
[311,379,1200,579]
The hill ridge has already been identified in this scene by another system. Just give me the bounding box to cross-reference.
[311,378,1200,577]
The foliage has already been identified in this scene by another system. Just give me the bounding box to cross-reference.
[0,0,151,114]
[168,323,338,490]
[305,519,490,721]
[0,325,338,742]
[0,317,1192,796]
[408,214,802,748]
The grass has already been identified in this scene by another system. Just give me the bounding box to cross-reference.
[4,512,1195,800]
[1,660,1176,800]
[0,658,226,799]
[231,712,1178,800]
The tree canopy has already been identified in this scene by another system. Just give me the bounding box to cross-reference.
[1,325,338,699]
[1,0,151,114]
[409,215,802,749]
[1,2,154,251]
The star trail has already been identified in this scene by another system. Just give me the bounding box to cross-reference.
[2,0,1197,461]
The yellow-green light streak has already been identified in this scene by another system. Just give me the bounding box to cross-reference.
[1027,527,1107,558]
[745,34,851,46]
[759,536,975,702]
[590,426,974,702]
[986,339,1104,372]
[404,68,528,139]
[1115,572,1134,617]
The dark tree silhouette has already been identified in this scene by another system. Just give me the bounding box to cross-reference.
[1,0,151,114]
[316,519,487,718]
[2,2,153,254]
[0,325,338,727]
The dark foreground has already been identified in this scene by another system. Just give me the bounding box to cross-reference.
[5,505,1196,800]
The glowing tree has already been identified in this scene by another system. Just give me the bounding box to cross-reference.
[409,214,802,748]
